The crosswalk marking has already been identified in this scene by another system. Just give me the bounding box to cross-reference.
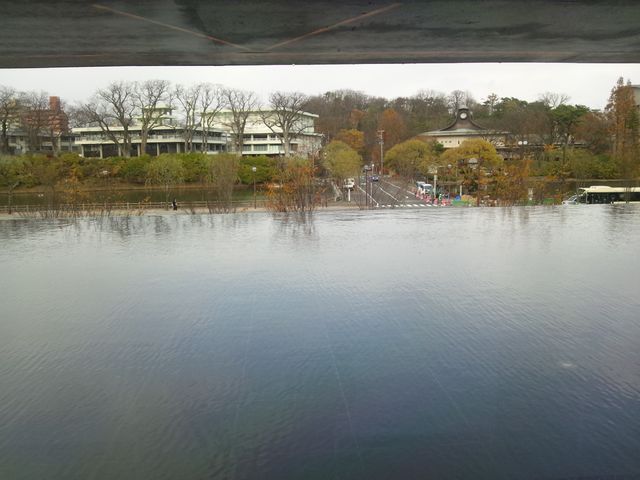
[375,203,435,208]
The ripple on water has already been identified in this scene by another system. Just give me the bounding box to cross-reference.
[1,207,640,479]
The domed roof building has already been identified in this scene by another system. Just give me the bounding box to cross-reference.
[417,107,508,149]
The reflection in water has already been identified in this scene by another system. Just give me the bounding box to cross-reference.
[272,212,318,245]
[1,206,640,480]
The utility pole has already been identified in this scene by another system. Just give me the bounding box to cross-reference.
[364,172,368,209]
[365,170,369,209]
[377,130,385,176]
[252,166,257,209]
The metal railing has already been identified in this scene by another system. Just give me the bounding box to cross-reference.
[0,199,262,215]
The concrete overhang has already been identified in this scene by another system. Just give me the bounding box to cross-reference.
[1,0,640,68]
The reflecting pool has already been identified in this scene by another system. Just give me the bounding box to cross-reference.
[1,206,639,479]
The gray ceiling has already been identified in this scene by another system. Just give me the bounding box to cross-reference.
[2,1,640,68]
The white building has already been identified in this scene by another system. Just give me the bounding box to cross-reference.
[417,107,507,149]
[4,129,77,155]
[72,106,323,158]
[73,105,228,158]
[213,109,323,157]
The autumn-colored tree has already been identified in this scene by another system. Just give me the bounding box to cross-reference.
[442,139,502,168]
[61,169,92,214]
[322,140,362,184]
[385,139,442,179]
[605,77,639,184]
[392,90,450,136]
[302,90,370,140]
[267,158,322,212]
[377,108,407,150]
[491,159,531,206]
[335,129,365,154]
[349,109,366,129]
[442,139,503,205]
[573,111,611,154]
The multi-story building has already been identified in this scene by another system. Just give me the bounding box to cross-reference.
[73,105,228,158]
[213,110,323,157]
[72,107,323,159]
[6,96,76,155]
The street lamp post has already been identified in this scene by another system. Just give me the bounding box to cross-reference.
[363,164,372,209]
[369,163,375,208]
[377,130,384,176]
[252,166,257,209]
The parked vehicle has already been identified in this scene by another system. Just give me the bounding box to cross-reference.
[569,186,640,204]
[562,195,578,205]
[416,182,433,195]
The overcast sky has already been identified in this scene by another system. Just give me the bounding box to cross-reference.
[2,63,640,110]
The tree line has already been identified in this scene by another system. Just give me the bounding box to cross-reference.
[318,77,639,205]
[316,78,639,183]
[2,76,639,207]
[0,151,327,213]
[0,82,312,158]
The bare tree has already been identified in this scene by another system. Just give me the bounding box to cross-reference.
[199,84,225,153]
[134,80,171,155]
[78,82,136,157]
[447,90,473,114]
[19,91,50,153]
[261,91,309,157]
[538,92,570,109]
[0,86,21,154]
[40,96,70,156]
[221,88,257,154]
[174,83,202,153]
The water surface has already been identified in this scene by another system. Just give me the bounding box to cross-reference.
[1,206,639,479]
